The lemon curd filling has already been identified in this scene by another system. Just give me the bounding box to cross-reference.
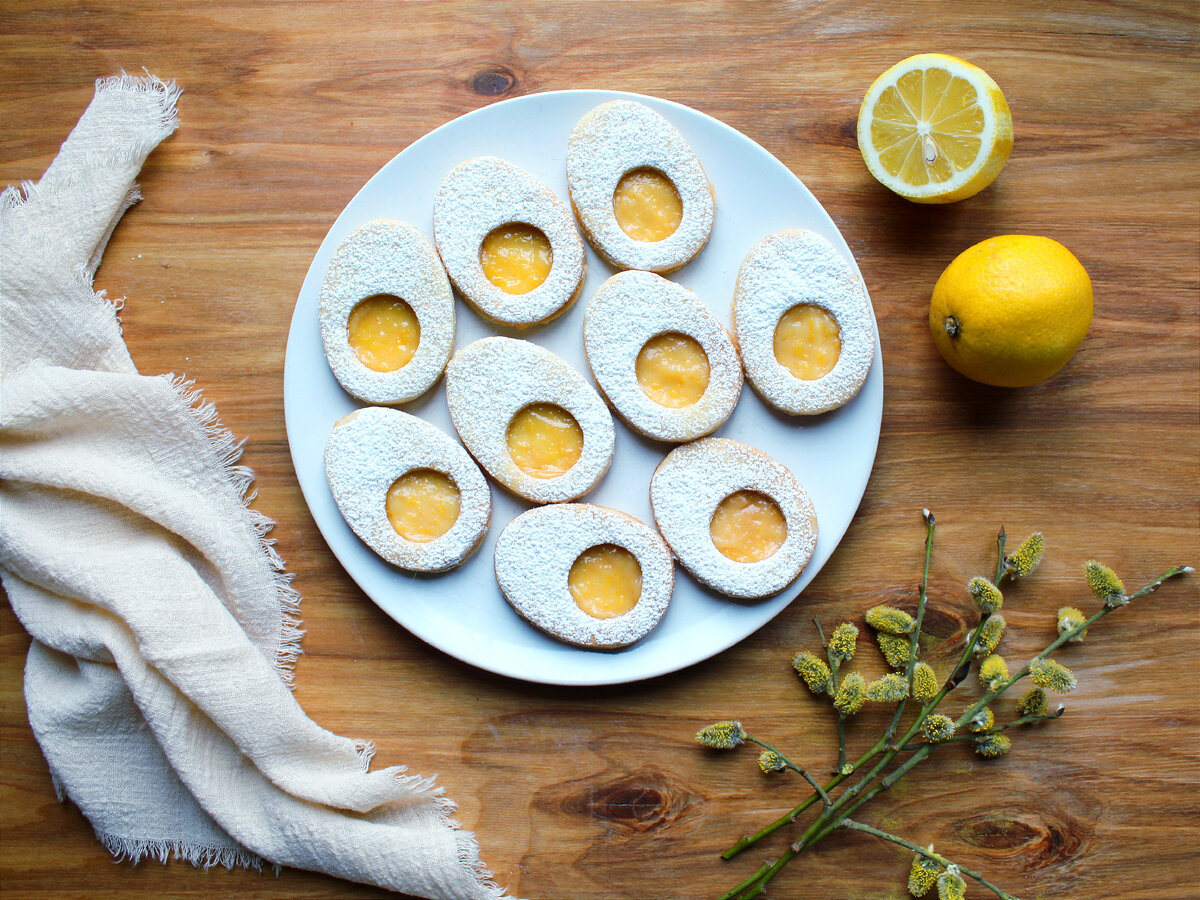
[386,469,461,542]
[569,543,643,619]
[613,168,683,242]
[710,490,787,563]
[774,304,841,380]
[635,332,711,408]
[480,223,554,294]
[870,67,984,186]
[506,403,584,479]
[347,294,421,372]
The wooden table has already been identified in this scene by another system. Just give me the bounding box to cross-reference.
[3,3,1197,898]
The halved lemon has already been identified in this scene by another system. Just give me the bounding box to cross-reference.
[857,54,1013,204]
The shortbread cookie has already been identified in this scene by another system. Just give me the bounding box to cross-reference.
[324,407,490,573]
[650,438,817,600]
[494,503,674,649]
[319,219,454,405]
[566,100,715,273]
[444,337,615,504]
[433,156,586,328]
[733,229,875,415]
[583,270,742,442]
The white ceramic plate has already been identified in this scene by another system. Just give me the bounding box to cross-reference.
[284,90,882,686]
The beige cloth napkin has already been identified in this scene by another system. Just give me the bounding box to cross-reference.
[0,73,503,900]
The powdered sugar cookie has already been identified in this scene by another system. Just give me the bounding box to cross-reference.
[566,100,715,273]
[733,229,875,415]
[494,503,674,649]
[319,219,454,405]
[583,270,742,442]
[433,156,586,328]
[444,337,615,504]
[324,407,490,573]
[650,437,817,600]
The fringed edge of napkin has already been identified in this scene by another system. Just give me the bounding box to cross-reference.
[101,834,270,873]
[169,374,306,686]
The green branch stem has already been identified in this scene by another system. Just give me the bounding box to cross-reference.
[840,819,1022,900]
[995,525,1007,584]
[887,510,936,742]
[814,616,849,773]
[745,737,831,806]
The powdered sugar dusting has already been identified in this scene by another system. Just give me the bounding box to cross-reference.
[495,504,674,649]
[583,270,742,442]
[319,219,454,405]
[323,407,491,573]
[566,100,715,273]
[650,438,817,600]
[444,337,615,503]
[733,229,875,415]
[433,156,585,327]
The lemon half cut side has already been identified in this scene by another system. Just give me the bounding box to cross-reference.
[857,53,1013,204]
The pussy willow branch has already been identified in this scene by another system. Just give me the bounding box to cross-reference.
[717,537,1191,900]
[841,820,1021,900]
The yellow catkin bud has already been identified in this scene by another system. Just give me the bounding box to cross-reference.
[834,672,866,717]
[828,622,858,663]
[696,721,746,749]
[793,651,832,693]
[865,672,910,703]
[1057,606,1088,642]
[1030,657,1077,694]
[979,654,1009,691]
[908,850,941,897]
[877,632,914,668]
[975,733,1012,758]
[969,706,995,732]
[757,749,786,774]
[865,605,915,635]
[922,713,955,743]
[938,869,967,900]
[1085,560,1126,607]
[968,576,1004,613]
[1017,686,1048,717]
[913,662,939,703]
[974,614,1006,657]
[1006,531,1045,577]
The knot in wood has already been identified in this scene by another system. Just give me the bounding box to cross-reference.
[590,785,668,827]
[568,767,700,834]
[472,66,517,96]
[953,810,1088,869]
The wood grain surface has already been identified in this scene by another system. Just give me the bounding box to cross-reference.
[2,2,1198,898]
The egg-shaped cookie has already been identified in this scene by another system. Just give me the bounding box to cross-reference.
[566,100,715,273]
[495,503,674,649]
[319,219,454,405]
[433,156,586,328]
[733,229,875,415]
[445,337,615,504]
[650,438,817,600]
[324,407,491,573]
[583,270,742,442]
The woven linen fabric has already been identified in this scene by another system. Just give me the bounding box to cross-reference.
[0,74,503,900]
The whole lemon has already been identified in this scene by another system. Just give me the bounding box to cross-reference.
[929,235,1092,387]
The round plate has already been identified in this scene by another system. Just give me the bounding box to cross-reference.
[284,90,882,686]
